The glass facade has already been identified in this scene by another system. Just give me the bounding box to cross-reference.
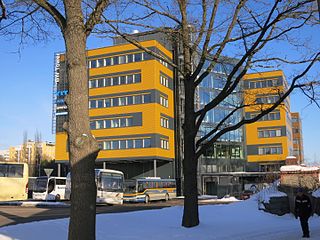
[198,61,246,175]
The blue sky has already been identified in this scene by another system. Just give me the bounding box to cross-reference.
[0,28,319,164]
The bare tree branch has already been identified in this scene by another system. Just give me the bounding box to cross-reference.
[33,0,66,30]
[85,0,111,37]
[132,0,181,24]
[0,0,6,21]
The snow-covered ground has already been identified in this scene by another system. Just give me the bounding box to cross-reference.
[1,197,319,240]
[0,201,69,207]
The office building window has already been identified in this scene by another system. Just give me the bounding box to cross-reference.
[251,111,280,121]
[258,129,282,138]
[88,50,170,69]
[160,95,168,107]
[258,145,282,155]
[256,95,280,104]
[89,93,152,109]
[90,116,134,130]
[248,79,281,89]
[89,73,141,89]
[100,138,152,150]
[160,117,169,128]
[160,139,169,150]
[160,75,169,87]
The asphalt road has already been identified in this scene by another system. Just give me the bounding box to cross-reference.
[0,199,184,227]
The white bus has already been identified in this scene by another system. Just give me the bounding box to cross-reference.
[65,169,124,205]
[123,178,176,203]
[32,176,67,201]
[0,162,28,201]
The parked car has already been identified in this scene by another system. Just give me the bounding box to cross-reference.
[239,190,254,200]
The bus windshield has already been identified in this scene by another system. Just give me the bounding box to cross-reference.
[124,180,136,193]
[99,173,123,192]
[33,178,48,193]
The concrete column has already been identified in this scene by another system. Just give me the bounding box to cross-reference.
[153,160,157,177]
[103,162,106,169]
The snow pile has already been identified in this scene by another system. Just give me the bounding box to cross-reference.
[253,180,287,205]
[199,196,240,204]
[0,201,69,207]
[312,188,320,198]
[280,165,320,172]
[1,198,320,240]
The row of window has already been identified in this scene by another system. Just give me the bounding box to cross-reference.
[160,75,169,87]
[90,117,133,130]
[258,129,282,138]
[89,74,141,89]
[89,52,146,68]
[256,95,280,104]
[251,111,280,121]
[99,138,151,150]
[89,52,169,69]
[160,117,169,129]
[248,79,281,89]
[160,96,169,107]
[160,139,169,150]
[258,146,282,155]
[89,94,151,109]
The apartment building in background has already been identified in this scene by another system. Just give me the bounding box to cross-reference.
[291,112,304,164]
[243,70,293,172]
[0,150,10,161]
[8,141,55,163]
[53,37,175,179]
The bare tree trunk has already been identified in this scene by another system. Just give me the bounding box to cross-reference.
[64,2,99,239]
[182,77,199,227]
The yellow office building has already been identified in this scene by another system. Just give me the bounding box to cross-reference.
[54,38,175,179]
[243,70,293,171]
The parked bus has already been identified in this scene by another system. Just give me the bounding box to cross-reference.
[32,176,67,201]
[0,162,28,201]
[65,169,124,205]
[123,178,176,203]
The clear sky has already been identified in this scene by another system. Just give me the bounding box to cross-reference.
[0,27,319,164]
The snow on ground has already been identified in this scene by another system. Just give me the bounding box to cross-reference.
[0,201,69,207]
[1,198,320,240]
[312,188,320,198]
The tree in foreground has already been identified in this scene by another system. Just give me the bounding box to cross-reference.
[0,0,112,239]
[103,0,320,227]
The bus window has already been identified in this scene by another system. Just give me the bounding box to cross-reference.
[124,181,136,193]
[0,164,6,177]
[7,165,23,178]
[138,182,144,193]
[100,173,123,191]
[48,179,55,193]
[56,178,66,185]
[34,178,48,193]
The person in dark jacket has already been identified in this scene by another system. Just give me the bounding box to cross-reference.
[294,188,312,238]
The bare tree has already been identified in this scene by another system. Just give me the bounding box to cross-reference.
[1,1,112,239]
[34,130,42,176]
[22,130,28,163]
[102,0,320,227]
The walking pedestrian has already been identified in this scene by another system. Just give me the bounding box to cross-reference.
[294,188,312,238]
